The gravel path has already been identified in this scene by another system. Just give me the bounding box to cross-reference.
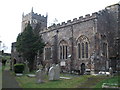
[2,70,21,89]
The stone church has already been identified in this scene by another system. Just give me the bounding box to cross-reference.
[11,3,120,74]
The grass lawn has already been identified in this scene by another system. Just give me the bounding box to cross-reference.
[0,64,2,89]
[16,74,92,88]
[77,75,109,88]
[94,76,120,88]
[15,73,111,88]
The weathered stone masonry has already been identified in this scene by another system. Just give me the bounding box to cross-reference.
[40,3,120,73]
[40,12,97,73]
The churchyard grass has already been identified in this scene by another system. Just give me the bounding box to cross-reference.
[76,75,109,88]
[0,64,2,89]
[16,74,92,88]
[94,76,120,88]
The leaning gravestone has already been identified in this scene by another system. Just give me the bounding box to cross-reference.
[48,64,55,80]
[36,69,44,83]
[54,64,60,80]
[48,64,60,81]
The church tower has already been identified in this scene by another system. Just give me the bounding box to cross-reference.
[21,7,48,32]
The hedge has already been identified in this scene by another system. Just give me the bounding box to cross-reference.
[14,64,24,73]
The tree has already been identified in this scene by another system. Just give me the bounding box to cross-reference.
[16,23,45,72]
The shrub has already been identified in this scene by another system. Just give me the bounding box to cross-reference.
[14,64,24,73]
[2,59,7,66]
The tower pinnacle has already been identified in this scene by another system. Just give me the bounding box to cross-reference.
[31,7,33,13]
[22,12,24,17]
[46,12,48,18]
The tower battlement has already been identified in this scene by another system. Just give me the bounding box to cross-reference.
[22,12,47,21]
[21,8,47,32]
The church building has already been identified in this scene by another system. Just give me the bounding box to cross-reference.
[12,3,120,74]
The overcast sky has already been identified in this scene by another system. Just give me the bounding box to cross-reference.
[0,0,119,53]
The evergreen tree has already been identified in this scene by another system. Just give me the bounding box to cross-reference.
[16,23,45,71]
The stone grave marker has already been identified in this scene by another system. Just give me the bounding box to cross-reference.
[48,64,55,80]
[36,69,44,83]
[45,63,49,75]
[24,60,29,73]
[109,67,113,76]
[48,64,60,81]
[54,64,60,80]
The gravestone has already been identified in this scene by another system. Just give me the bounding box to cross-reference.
[45,63,49,75]
[36,69,44,83]
[54,64,60,80]
[109,67,113,76]
[48,64,55,80]
[24,61,29,73]
[16,73,23,77]
[48,64,60,80]
[27,74,36,77]
[36,64,43,70]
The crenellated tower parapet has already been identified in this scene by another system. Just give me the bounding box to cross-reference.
[21,8,47,32]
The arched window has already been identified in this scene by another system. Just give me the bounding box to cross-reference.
[85,42,88,58]
[45,48,51,60]
[101,35,108,58]
[82,43,85,58]
[59,40,68,60]
[44,43,51,60]
[103,42,108,58]
[60,46,62,59]
[77,35,89,59]
[78,43,81,58]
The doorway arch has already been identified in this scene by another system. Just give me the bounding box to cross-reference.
[13,58,17,64]
[81,63,85,75]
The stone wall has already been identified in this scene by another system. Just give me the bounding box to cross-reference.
[40,3,120,73]
[40,13,98,73]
